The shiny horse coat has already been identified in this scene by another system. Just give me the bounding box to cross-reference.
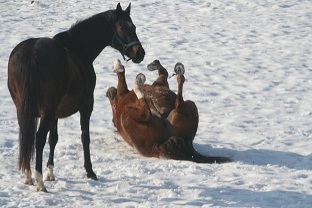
[8,3,144,192]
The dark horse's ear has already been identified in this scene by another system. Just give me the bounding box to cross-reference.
[116,3,122,16]
[125,3,131,16]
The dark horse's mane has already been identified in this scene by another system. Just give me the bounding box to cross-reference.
[54,10,116,62]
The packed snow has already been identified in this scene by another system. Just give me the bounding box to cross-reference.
[0,0,311,207]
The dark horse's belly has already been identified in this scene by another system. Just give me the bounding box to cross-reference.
[143,85,177,118]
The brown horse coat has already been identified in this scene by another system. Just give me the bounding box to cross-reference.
[107,60,230,163]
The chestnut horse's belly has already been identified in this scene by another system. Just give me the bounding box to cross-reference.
[144,85,176,118]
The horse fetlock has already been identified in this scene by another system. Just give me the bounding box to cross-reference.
[113,59,125,73]
[34,170,47,192]
[24,169,34,185]
[45,165,55,181]
[134,87,144,99]
[24,178,34,185]
[87,171,98,180]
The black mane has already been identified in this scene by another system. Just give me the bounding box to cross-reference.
[54,10,117,62]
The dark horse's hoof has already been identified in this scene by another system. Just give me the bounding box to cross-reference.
[87,172,98,180]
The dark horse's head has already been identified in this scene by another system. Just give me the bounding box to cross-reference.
[112,3,145,63]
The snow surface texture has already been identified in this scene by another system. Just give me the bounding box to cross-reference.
[1,0,311,207]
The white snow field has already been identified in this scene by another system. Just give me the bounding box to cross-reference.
[0,0,311,207]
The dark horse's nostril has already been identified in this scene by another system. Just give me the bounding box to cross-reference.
[138,48,145,59]
[131,45,145,63]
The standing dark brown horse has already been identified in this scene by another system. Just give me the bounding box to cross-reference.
[7,3,145,192]
[106,60,230,163]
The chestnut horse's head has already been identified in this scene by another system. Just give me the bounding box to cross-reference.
[112,3,145,63]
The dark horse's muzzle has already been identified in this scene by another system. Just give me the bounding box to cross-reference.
[131,44,145,63]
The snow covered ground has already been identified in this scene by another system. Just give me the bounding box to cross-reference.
[1,0,311,207]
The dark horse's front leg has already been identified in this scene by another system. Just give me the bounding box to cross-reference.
[80,96,97,180]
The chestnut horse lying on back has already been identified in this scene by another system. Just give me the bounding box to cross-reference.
[106,60,230,163]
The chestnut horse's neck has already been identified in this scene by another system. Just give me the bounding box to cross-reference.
[55,10,116,63]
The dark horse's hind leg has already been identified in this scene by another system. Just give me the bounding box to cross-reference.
[46,119,58,181]
[147,60,169,88]
[34,113,56,192]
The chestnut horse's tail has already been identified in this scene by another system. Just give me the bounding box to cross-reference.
[159,136,231,164]
[17,51,39,172]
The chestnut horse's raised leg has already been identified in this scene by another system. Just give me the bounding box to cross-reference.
[160,63,230,164]
[106,59,127,116]
[123,73,163,157]
[106,59,132,127]
[114,59,129,100]
[167,63,199,142]
[130,73,151,122]
[147,60,169,88]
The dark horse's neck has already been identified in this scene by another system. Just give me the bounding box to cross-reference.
[53,10,116,63]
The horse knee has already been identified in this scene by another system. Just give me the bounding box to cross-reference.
[45,165,55,181]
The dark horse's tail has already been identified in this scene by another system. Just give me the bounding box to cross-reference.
[159,136,231,163]
[17,49,38,172]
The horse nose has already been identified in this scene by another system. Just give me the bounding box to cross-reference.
[131,44,145,62]
[136,46,145,61]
